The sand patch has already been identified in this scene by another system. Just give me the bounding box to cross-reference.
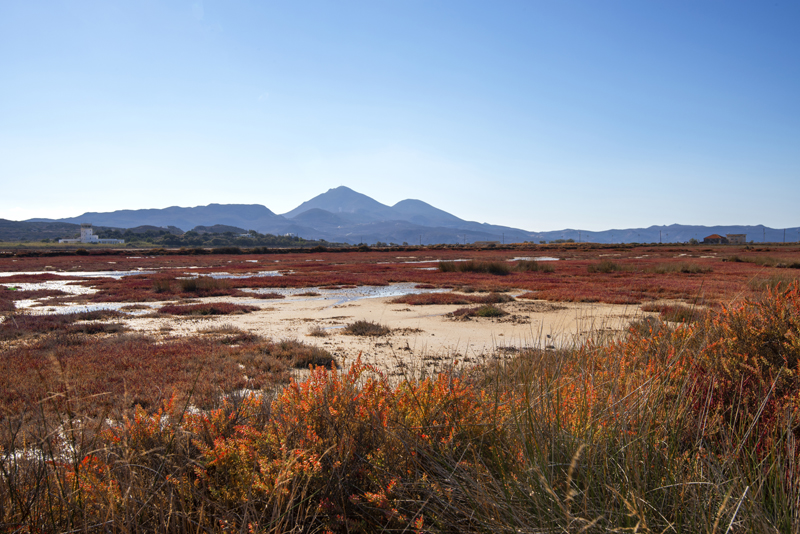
[121,287,646,374]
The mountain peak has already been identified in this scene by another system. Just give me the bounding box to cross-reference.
[283,186,393,220]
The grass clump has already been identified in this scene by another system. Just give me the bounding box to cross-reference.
[179,276,228,293]
[749,273,800,292]
[307,325,328,337]
[586,259,623,273]
[641,302,704,323]
[725,255,800,269]
[344,320,392,336]
[450,304,508,318]
[648,262,713,274]
[152,278,172,293]
[254,338,336,368]
[514,259,555,273]
[200,323,262,344]
[158,303,258,316]
[439,260,510,275]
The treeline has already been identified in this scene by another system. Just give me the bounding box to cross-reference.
[95,228,337,248]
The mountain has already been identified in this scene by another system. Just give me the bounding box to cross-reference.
[389,199,466,228]
[290,208,351,228]
[14,187,800,245]
[30,204,285,233]
[282,186,397,223]
[525,224,800,245]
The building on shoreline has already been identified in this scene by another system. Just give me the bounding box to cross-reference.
[59,223,125,244]
[726,234,746,244]
[702,233,747,244]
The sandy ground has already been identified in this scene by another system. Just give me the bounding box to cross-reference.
[121,289,648,374]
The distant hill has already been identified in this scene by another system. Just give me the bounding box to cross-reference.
[191,225,248,235]
[14,186,800,245]
[0,219,115,242]
[30,204,286,233]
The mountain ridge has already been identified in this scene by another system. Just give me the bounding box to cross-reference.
[19,186,800,245]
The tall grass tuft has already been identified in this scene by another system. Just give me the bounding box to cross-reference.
[586,259,623,273]
[344,320,391,336]
[439,260,511,275]
[515,260,555,273]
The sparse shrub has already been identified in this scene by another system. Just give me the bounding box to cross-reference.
[307,325,328,337]
[344,320,391,336]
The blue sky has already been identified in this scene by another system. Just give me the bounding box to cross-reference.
[1,1,798,231]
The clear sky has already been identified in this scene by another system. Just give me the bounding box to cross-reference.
[1,1,798,231]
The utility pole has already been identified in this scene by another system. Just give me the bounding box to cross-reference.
[659,230,662,244]
[784,229,786,243]
[764,228,766,243]
[502,232,504,245]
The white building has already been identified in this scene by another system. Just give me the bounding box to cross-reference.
[59,223,124,244]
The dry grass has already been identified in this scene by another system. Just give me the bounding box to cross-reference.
[157,302,259,315]
[439,260,511,275]
[449,304,508,318]
[307,325,329,337]
[343,320,392,336]
[514,259,555,273]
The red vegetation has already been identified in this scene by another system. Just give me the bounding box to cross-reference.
[0,334,335,419]
[1,243,800,306]
[0,310,125,340]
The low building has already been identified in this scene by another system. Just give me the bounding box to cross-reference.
[59,223,124,244]
[726,234,746,244]
[703,234,727,244]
